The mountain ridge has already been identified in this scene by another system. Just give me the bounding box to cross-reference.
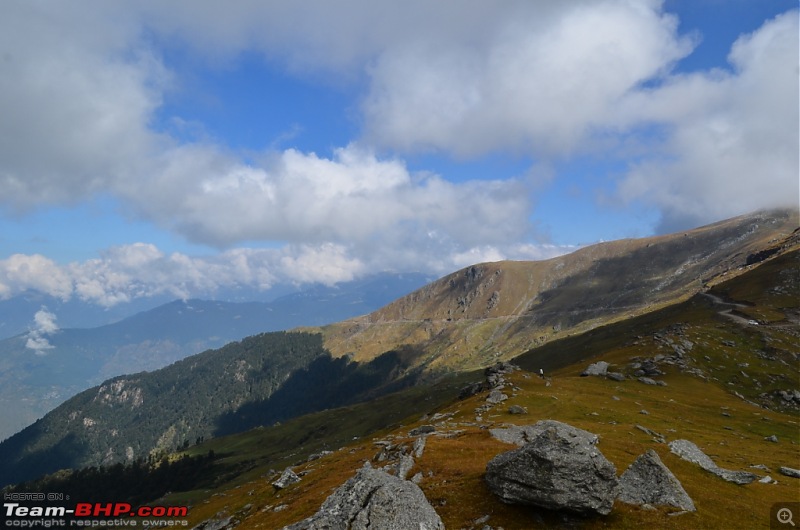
[319,208,799,371]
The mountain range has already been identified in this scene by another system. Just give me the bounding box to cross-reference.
[0,272,430,440]
[0,211,800,528]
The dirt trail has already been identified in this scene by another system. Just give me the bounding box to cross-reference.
[700,292,754,326]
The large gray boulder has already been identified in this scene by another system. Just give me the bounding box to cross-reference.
[669,439,757,485]
[284,464,444,530]
[581,361,609,377]
[485,420,619,516]
[618,449,695,512]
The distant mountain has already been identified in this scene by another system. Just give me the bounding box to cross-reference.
[321,209,799,371]
[0,273,433,340]
[0,273,430,440]
[0,331,427,487]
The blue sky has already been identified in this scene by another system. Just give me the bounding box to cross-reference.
[0,0,797,307]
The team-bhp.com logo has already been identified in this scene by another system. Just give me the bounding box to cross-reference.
[4,502,189,527]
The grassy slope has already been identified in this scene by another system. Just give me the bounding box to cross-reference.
[165,249,799,529]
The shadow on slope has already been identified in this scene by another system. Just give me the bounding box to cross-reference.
[214,346,426,437]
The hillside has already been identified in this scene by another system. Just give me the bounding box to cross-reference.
[166,246,800,529]
[320,209,798,372]
[5,233,798,529]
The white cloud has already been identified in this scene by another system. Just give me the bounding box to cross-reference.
[122,144,531,249]
[361,0,693,157]
[0,0,795,305]
[25,307,59,355]
[615,11,799,231]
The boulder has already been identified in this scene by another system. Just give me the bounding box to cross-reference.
[283,464,443,530]
[489,425,538,446]
[272,468,301,490]
[485,420,618,516]
[618,449,695,512]
[581,361,609,377]
[669,440,757,485]
[486,390,509,404]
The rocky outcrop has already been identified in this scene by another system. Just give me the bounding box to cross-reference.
[618,450,695,512]
[485,420,618,516]
[284,464,443,530]
[669,440,757,485]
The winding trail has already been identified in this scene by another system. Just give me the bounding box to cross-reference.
[700,292,754,326]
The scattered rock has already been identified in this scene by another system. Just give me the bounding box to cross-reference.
[409,425,436,436]
[272,468,301,490]
[638,377,658,386]
[489,425,539,446]
[640,409,649,415]
[607,372,626,382]
[413,435,427,458]
[779,467,800,479]
[765,435,778,443]
[283,464,444,530]
[508,405,527,415]
[485,420,618,516]
[395,454,415,480]
[486,390,509,404]
[758,475,777,484]
[191,517,235,530]
[581,361,610,377]
[307,450,333,462]
[669,439,757,484]
[617,449,695,512]
[634,424,665,444]
[750,464,770,472]
[459,382,485,400]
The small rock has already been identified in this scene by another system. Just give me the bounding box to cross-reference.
[750,464,770,471]
[409,425,436,436]
[765,435,778,443]
[758,475,776,484]
[508,405,527,415]
[638,377,658,386]
[669,439,757,485]
[779,467,800,479]
[272,468,301,490]
[640,409,649,415]
[607,372,626,382]
[413,435,427,458]
[486,390,509,404]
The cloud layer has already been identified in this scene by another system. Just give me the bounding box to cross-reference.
[0,1,796,304]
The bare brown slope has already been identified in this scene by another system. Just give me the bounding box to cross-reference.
[320,209,799,370]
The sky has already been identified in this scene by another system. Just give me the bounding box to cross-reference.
[0,0,797,308]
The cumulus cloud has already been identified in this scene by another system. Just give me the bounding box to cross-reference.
[25,307,59,355]
[615,11,799,231]
[0,1,795,305]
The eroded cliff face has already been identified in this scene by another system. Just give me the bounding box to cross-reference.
[320,209,799,370]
